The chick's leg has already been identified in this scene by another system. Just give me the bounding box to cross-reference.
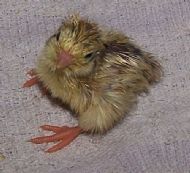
[29,125,82,153]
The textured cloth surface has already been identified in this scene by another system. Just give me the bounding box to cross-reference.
[0,0,190,173]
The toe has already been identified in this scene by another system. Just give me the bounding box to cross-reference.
[29,131,70,144]
[40,125,70,133]
[46,127,82,153]
[22,76,39,88]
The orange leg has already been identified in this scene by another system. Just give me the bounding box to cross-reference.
[29,125,82,153]
[41,87,49,95]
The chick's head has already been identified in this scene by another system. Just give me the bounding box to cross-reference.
[41,16,104,77]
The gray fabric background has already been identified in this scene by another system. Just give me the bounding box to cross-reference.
[0,0,190,173]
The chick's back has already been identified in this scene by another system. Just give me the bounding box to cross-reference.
[78,39,161,133]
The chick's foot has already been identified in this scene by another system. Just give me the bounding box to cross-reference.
[22,69,48,95]
[29,125,82,153]
[22,69,39,88]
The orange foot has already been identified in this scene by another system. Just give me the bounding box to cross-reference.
[22,69,48,94]
[22,69,39,88]
[29,125,82,153]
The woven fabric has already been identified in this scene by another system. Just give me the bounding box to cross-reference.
[0,0,190,172]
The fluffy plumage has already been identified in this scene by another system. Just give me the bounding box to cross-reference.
[36,15,161,132]
[24,15,162,152]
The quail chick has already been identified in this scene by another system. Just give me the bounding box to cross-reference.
[23,15,162,153]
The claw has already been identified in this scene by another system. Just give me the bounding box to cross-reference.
[27,69,37,77]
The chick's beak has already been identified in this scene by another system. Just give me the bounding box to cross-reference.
[56,50,73,69]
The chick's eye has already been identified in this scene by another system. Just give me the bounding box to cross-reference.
[85,53,93,59]
[56,32,61,41]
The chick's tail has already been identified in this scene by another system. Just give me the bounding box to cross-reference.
[141,54,163,84]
